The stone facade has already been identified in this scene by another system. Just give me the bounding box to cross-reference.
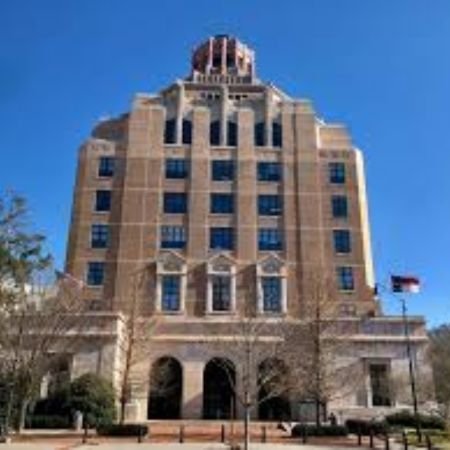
[64,35,430,422]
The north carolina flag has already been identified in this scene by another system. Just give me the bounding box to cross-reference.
[391,275,420,294]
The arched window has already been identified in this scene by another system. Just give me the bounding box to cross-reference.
[210,121,221,146]
[227,121,238,147]
[254,122,265,147]
[203,358,236,419]
[272,122,282,148]
[148,357,183,419]
[182,119,192,145]
[164,119,177,144]
[258,358,291,421]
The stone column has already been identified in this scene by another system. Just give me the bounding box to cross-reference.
[220,84,228,146]
[182,360,205,419]
[281,103,300,316]
[187,107,210,260]
[236,108,257,261]
[292,102,325,306]
[207,37,214,74]
[264,87,273,146]
[176,82,185,145]
[221,36,227,75]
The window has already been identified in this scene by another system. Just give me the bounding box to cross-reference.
[227,121,238,146]
[160,226,186,249]
[163,193,187,213]
[254,122,265,146]
[210,121,221,146]
[212,160,234,181]
[259,228,283,251]
[87,262,104,286]
[164,119,177,144]
[332,195,348,218]
[211,276,231,311]
[337,266,354,291]
[91,224,109,249]
[95,190,111,212]
[210,227,234,250]
[262,277,282,313]
[161,275,181,312]
[333,229,351,254]
[370,364,391,407]
[211,193,234,214]
[329,162,346,184]
[165,159,189,179]
[272,122,282,147]
[258,195,282,216]
[98,156,115,177]
[258,162,282,182]
[182,119,192,145]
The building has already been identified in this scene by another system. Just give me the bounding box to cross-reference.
[65,35,430,422]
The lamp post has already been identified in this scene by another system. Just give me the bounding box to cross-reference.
[400,298,422,443]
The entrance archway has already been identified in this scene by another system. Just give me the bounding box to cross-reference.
[203,358,236,419]
[148,356,182,419]
[258,358,291,421]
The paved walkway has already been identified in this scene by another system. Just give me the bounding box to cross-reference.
[2,443,418,450]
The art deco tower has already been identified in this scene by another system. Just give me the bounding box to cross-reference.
[63,35,430,423]
[66,34,376,319]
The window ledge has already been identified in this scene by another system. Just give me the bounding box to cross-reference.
[158,310,185,316]
[207,310,237,316]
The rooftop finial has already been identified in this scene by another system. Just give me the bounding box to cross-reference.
[190,35,256,82]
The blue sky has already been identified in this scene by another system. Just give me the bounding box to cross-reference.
[1,1,449,326]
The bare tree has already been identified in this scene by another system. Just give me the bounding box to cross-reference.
[203,297,291,450]
[115,267,160,424]
[429,325,450,423]
[286,271,361,427]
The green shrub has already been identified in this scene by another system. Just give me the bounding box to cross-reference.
[25,415,71,429]
[291,424,348,437]
[69,374,116,427]
[385,411,445,430]
[346,419,390,435]
[32,385,71,416]
[97,424,148,437]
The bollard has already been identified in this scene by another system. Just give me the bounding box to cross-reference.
[148,425,151,441]
[385,432,390,450]
[425,434,432,450]
[357,427,362,446]
[221,424,225,443]
[261,425,267,443]
[137,425,143,443]
[82,425,88,444]
[402,431,408,450]
[369,428,374,448]
[179,424,185,443]
[302,425,307,444]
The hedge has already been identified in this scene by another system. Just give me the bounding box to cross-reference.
[25,415,72,429]
[292,424,348,437]
[345,419,390,435]
[385,411,445,430]
[97,424,148,437]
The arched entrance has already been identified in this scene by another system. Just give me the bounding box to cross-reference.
[148,356,182,419]
[258,358,291,421]
[203,358,236,419]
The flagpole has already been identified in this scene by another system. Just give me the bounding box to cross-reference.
[400,297,422,442]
